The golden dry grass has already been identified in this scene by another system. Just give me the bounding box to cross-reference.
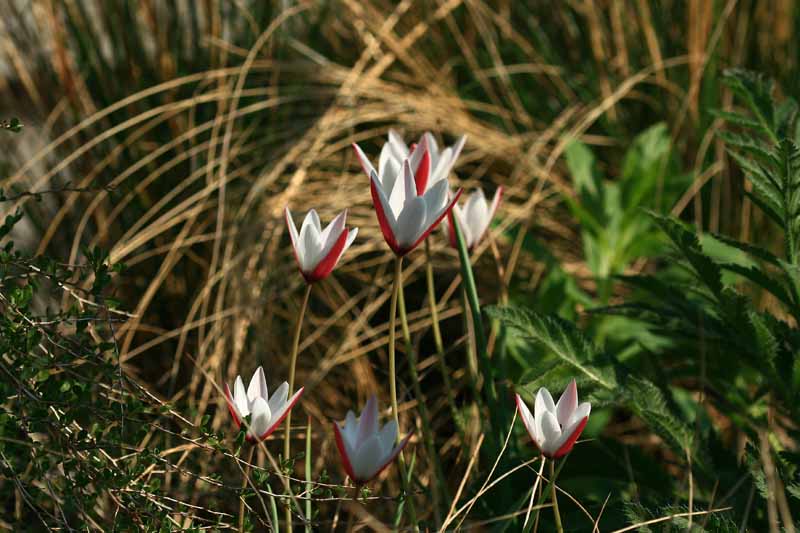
[0,0,796,529]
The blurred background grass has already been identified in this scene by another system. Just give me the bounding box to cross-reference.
[1,0,799,530]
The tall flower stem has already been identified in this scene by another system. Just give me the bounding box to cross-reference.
[531,458,567,532]
[460,286,480,393]
[389,257,418,529]
[389,258,402,442]
[550,460,563,533]
[423,240,461,435]
[304,418,312,533]
[239,446,255,533]
[284,283,312,533]
[451,215,497,409]
[398,258,448,526]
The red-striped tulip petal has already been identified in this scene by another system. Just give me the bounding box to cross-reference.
[515,379,590,458]
[333,396,412,484]
[224,367,305,442]
[285,207,358,283]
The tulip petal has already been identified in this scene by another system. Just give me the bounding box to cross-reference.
[342,410,359,450]
[248,397,272,440]
[308,227,349,282]
[388,129,409,162]
[356,395,380,445]
[403,160,418,203]
[464,188,489,239]
[556,380,578,427]
[405,188,463,254]
[449,135,467,170]
[343,227,358,252]
[319,210,347,255]
[224,382,242,427]
[539,411,562,456]
[423,178,449,218]
[267,381,289,416]
[255,386,304,442]
[569,402,591,428]
[284,207,304,268]
[234,376,249,417]
[489,186,503,221]
[552,416,588,459]
[299,211,323,273]
[408,141,430,195]
[247,366,269,403]
[515,394,538,445]
[371,431,412,481]
[395,196,427,250]
[333,421,358,481]
[353,143,377,178]
[534,387,556,422]
[423,132,439,163]
[446,208,458,249]
[387,161,410,216]
[450,202,473,249]
[378,419,398,455]
[351,434,385,482]
[370,172,400,254]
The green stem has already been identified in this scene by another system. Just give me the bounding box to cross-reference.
[389,257,418,530]
[550,460,563,533]
[239,446,255,533]
[284,283,312,533]
[398,258,447,527]
[304,418,312,533]
[460,286,481,402]
[532,458,567,532]
[424,240,461,438]
[389,258,402,442]
[451,214,497,409]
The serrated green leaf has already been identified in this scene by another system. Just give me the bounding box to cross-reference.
[486,305,617,389]
[649,212,723,296]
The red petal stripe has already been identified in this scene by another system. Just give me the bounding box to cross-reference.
[254,387,305,442]
[446,210,458,249]
[551,416,588,459]
[414,149,430,196]
[307,228,349,283]
[224,383,242,428]
[333,422,357,481]
[370,177,401,254]
[401,188,463,255]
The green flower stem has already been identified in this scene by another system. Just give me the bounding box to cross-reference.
[284,283,312,533]
[424,240,461,437]
[389,258,402,441]
[550,460,563,533]
[451,213,497,410]
[239,445,255,533]
[531,457,567,532]
[390,256,418,530]
[460,286,480,393]
[397,256,448,526]
[304,418,312,533]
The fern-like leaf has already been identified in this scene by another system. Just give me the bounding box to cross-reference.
[486,305,617,389]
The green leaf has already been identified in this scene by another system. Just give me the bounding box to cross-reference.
[565,139,599,197]
[486,305,617,389]
[649,212,723,296]
[626,378,695,459]
[706,232,781,267]
[720,263,793,307]
[722,68,777,141]
[747,311,778,371]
